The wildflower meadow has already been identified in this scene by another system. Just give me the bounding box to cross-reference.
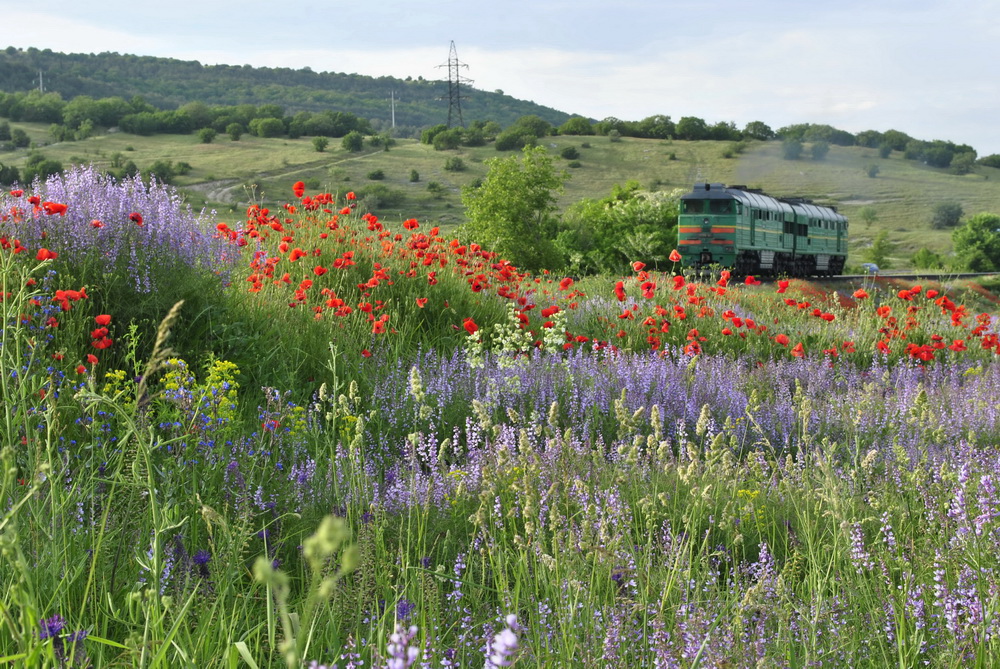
[2,166,1000,667]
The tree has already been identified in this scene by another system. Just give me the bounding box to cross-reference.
[742,121,774,140]
[952,212,1000,271]
[865,164,880,178]
[911,248,944,269]
[461,146,568,271]
[810,141,830,161]
[858,206,879,227]
[675,116,708,140]
[248,117,284,138]
[931,202,963,229]
[312,136,329,152]
[341,131,363,152]
[866,231,895,268]
[197,127,217,144]
[226,122,243,141]
[782,139,802,160]
[558,117,594,135]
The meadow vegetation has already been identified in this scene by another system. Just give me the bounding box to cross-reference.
[2,167,1000,667]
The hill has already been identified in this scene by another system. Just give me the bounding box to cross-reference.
[0,46,572,130]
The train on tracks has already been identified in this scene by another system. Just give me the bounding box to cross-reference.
[677,182,848,277]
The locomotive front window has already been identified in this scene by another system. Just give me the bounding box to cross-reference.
[709,200,731,214]
[683,200,705,214]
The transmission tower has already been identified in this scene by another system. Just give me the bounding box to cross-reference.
[437,41,472,128]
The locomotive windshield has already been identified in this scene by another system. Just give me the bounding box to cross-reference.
[682,200,733,214]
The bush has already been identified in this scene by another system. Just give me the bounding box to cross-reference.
[443,157,465,172]
[782,139,802,160]
[931,202,963,229]
[560,146,580,160]
[342,131,364,152]
[427,181,445,199]
[312,136,329,152]
[367,168,385,180]
[567,160,582,168]
[865,164,880,178]
[226,123,243,141]
[409,169,420,183]
[198,127,217,144]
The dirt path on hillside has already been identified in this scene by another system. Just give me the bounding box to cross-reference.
[183,151,385,205]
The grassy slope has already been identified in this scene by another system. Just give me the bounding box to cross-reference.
[5,119,1000,266]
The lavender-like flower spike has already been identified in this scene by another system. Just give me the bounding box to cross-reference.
[486,614,520,668]
[386,623,420,669]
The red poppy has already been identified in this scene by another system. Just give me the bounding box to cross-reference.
[42,202,68,216]
[777,280,790,293]
[346,191,356,200]
[128,212,143,227]
[313,266,328,277]
[541,305,560,318]
[632,261,646,272]
[614,281,626,302]
[35,248,58,261]
[669,249,682,263]
[403,219,420,230]
[791,342,805,357]
[10,189,23,197]
[95,314,112,326]
[415,297,429,308]
[92,337,113,350]
[745,275,761,285]
[463,317,479,335]
[853,289,869,300]
[86,354,98,365]
[361,349,372,357]
[672,275,685,290]
[559,277,574,290]
[293,181,306,198]
[91,219,104,228]
[774,334,790,346]
[76,364,87,374]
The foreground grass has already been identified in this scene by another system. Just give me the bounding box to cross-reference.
[2,170,1000,667]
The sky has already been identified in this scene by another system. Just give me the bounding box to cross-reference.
[4,0,1000,156]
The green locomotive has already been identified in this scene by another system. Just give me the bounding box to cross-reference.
[677,183,848,276]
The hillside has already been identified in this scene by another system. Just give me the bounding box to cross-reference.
[4,115,1000,269]
[0,46,572,130]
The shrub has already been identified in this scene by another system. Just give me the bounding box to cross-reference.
[367,168,385,180]
[409,169,420,182]
[443,157,465,172]
[559,146,580,160]
[312,136,329,152]
[198,127,217,144]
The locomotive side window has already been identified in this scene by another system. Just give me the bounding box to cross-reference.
[683,201,705,213]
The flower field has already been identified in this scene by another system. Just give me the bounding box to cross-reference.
[2,167,1000,667]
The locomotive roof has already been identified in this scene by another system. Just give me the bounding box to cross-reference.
[683,182,846,223]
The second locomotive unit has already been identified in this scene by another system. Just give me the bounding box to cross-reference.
[677,183,848,277]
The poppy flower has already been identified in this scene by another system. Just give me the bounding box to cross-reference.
[774,334,790,346]
[76,364,87,374]
[632,261,646,272]
[9,189,23,197]
[403,219,420,230]
[35,248,58,261]
[853,289,869,300]
[293,181,306,198]
[130,212,143,226]
[669,249,682,263]
[361,349,372,358]
[672,275,686,290]
[42,202,68,216]
[463,317,479,335]
[91,219,104,228]
[777,280,790,293]
[745,275,761,286]
[86,354,98,365]
[95,314,112,326]
[791,342,805,357]
[559,277,574,290]
[614,281,626,302]
[346,191,356,200]
[313,266,328,277]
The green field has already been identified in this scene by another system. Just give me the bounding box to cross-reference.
[4,119,1000,266]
